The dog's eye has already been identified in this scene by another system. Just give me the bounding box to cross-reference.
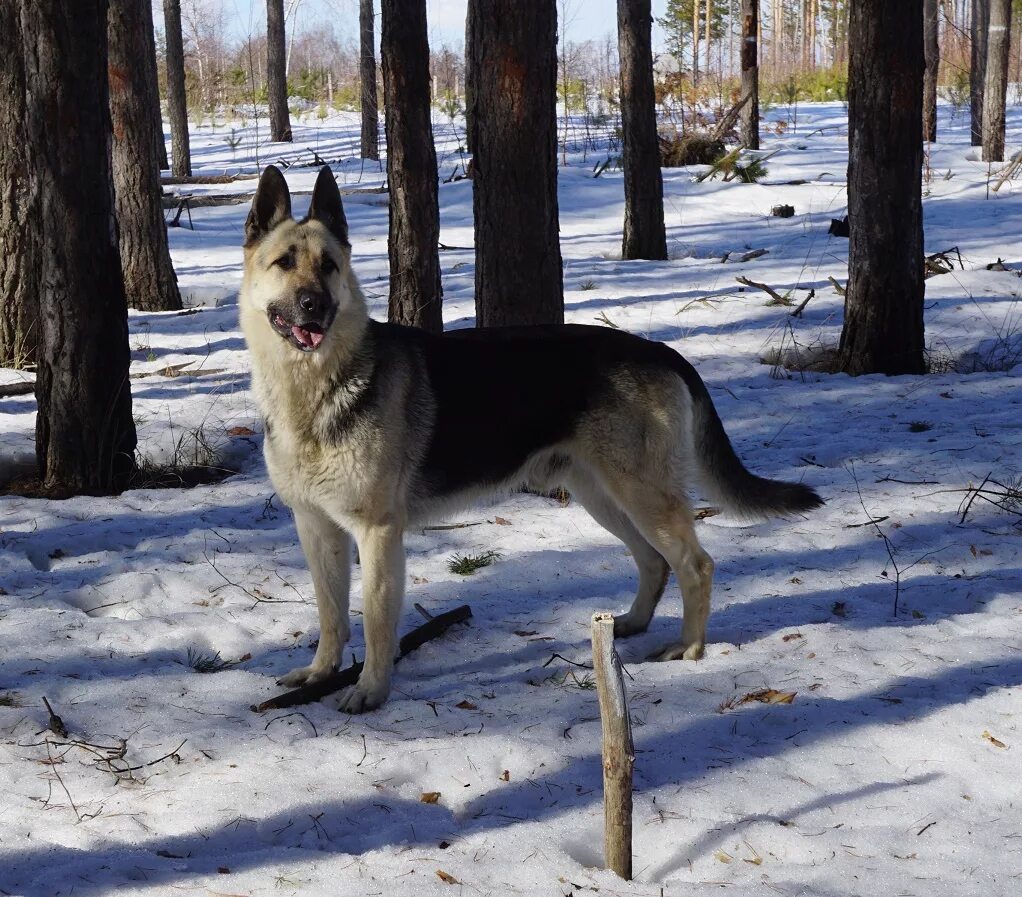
[274,254,295,271]
[321,256,337,276]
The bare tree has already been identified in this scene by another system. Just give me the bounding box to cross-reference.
[839,0,925,376]
[359,0,379,160]
[109,0,182,312]
[22,0,137,493]
[163,0,191,176]
[971,0,989,146]
[468,0,563,327]
[982,0,1011,162]
[741,0,760,149]
[923,0,938,142]
[381,0,443,332]
[618,0,667,260]
[0,0,40,367]
[267,0,293,141]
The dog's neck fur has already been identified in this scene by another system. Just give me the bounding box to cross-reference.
[241,266,372,436]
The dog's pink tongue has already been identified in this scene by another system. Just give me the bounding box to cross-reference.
[291,325,324,349]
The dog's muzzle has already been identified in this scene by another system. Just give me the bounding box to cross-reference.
[268,291,335,352]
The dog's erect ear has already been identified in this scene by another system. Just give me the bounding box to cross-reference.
[307,166,349,247]
[245,165,292,246]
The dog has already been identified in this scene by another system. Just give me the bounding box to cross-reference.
[240,165,822,713]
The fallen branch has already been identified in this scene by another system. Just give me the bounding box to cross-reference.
[736,275,787,304]
[252,604,472,712]
[992,150,1022,192]
[161,173,259,185]
[0,381,34,398]
[790,288,815,317]
[710,93,750,141]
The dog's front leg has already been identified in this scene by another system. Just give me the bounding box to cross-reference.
[278,506,352,687]
[337,520,405,713]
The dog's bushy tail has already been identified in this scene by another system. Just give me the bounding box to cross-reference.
[677,357,823,519]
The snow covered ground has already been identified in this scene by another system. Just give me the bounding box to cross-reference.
[1,103,1021,897]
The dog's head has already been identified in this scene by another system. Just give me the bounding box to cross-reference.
[242,165,355,354]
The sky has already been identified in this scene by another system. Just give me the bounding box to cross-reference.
[220,0,669,53]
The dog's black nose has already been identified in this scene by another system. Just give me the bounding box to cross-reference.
[298,291,322,314]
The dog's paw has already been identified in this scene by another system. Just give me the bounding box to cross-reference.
[613,612,650,639]
[277,663,335,688]
[335,677,390,714]
[647,641,704,662]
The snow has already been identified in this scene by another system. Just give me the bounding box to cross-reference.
[2,103,1021,897]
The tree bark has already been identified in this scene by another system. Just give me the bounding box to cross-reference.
[359,0,379,161]
[22,0,137,494]
[923,0,939,142]
[982,0,1011,162]
[140,0,168,170]
[971,0,989,146]
[266,0,292,142]
[0,0,40,367]
[468,0,563,327]
[617,0,666,260]
[839,0,925,376]
[109,0,182,312]
[163,0,190,176]
[381,0,443,332]
[740,0,760,150]
[464,0,475,153]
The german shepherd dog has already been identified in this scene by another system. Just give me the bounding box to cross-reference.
[241,165,822,713]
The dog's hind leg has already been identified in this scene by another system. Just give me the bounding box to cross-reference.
[279,506,353,686]
[337,519,405,714]
[600,474,715,661]
[566,469,670,638]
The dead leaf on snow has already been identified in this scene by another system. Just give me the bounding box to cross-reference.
[455,700,478,710]
[420,791,441,804]
[714,850,733,863]
[982,730,1007,749]
[782,632,803,641]
[738,689,797,706]
[436,870,459,884]
[228,426,255,437]
[493,516,511,526]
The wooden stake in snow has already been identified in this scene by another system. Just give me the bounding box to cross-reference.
[591,612,633,880]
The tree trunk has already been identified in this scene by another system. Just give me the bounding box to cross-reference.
[141,0,168,170]
[692,0,700,84]
[971,0,989,146]
[464,0,475,153]
[741,0,760,150]
[109,0,182,312]
[617,0,666,261]
[0,0,41,367]
[982,0,1011,162]
[923,0,939,142]
[22,0,137,494]
[381,0,443,332]
[163,0,190,176]
[359,0,379,161]
[266,0,292,142]
[468,0,563,327]
[839,0,925,376]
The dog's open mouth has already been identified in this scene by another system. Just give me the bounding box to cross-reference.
[270,312,327,352]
